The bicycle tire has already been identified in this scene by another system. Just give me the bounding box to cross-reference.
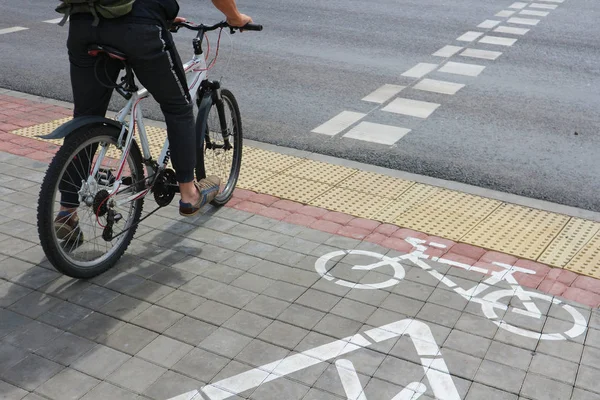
[195,88,242,206]
[37,124,144,279]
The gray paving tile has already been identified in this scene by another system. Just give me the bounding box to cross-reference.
[313,313,363,338]
[582,345,600,369]
[0,281,32,308]
[529,352,578,385]
[223,253,261,271]
[179,276,228,298]
[484,341,533,371]
[101,272,146,293]
[301,387,342,400]
[10,267,59,290]
[365,307,407,330]
[38,301,92,330]
[37,275,90,301]
[170,256,214,275]
[148,266,197,289]
[492,325,539,351]
[238,240,277,259]
[164,316,217,346]
[315,361,370,398]
[324,235,362,250]
[296,228,334,244]
[201,264,245,284]
[106,357,167,394]
[200,216,242,232]
[1,354,63,391]
[199,327,253,358]
[236,338,290,369]
[296,289,341,312]
[379,290,426,316]
[68,312,125,342]
[127,280,175,303]
[576,365,600,395]
[137,335,193,368]
[4,321,63,352]
[195,243,235,263]
[330,298,377,323]
[243,294,289,319]
[416,303,462,328]
[222,310,272,337]
[278,304,325,330]
[0,237,36,257]
[258,321,310,350]
[263,247,306,266]
[172,347,229,383]
[8,291,62,319]
[35,368,99,400]
[245,214,279,230]
[262,280,306,302]
[80,382,139,400]
[189,300,238,326]
[131,305,184,333]
[0,343,29,374]
[100,323,158,356]
[280,267,321,288]
[427,286,469,311]
[344,286,389,307]
[586,328,600,349]
[208,285,259,309]
[474,359,526,395]
[341,346,386,377]
[99,295,152,322]
[250,376,310,400]
[443,329,492,359]
[281,237,320,255]
[572,387,600,400]
[437,347,481,380]
[0,380,28,400]
[0,258,35,281]
[0,308,32,340]
[536,338,584,363]
[71,344,131,380]
[465,382,518,400]
[455,312,499,339]
[520,372,574,400]
[143,370,202,400]
[35,332,95,365]
[270,221,307,237]
[70,284,120,310]
[231,272,275,294]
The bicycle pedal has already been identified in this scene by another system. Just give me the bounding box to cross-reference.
[122,176,133,185]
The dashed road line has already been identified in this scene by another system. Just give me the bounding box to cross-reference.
[479,35,518,46]
[493,25,530,35]
[457,31,484,42]
[382,98,441,119]
[0,27,28,35]
[520,9,550,16]
[414,78,465,95]
[478,20,502,29]
[439,61,486,77]
[343,122,411,145]
[460,48,503,60]
[361,84,405,104]
[432,45,463,58]
[402,63,439,78]
[510,2,529,9]
[508,16,541,25]
[496,10,516,17]
[311,111,366,136]
[530,3,558,9]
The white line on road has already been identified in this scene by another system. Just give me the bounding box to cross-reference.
[362,84,405,104]
[478,20,501,29]
[537,0,563,3]
[439,61,486,77]
[507,17,541,25]
[402,63,439,78]
[311,111,365,135]
[414,79,465,95]
[460,48,503,60]
[529,3,558,9]
[493,26,530,35]
[519,9,550,16]
[496,10,516,17]
[509,2,528,9]
[457,31,484,42]
[382,98,441,119]
[479,35,518,46]
[43,17,65,24]
[432,45,463,58]
[0,27,29,35]
[343,122,411,145]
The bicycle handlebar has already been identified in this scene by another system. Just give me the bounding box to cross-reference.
[170,20,263,34]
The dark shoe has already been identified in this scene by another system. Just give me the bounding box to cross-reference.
[54,211,84,242]
[179,176,221,217]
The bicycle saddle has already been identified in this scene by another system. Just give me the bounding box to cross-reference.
[87,44,127,61]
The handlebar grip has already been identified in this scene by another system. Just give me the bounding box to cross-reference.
[241,23,263,31]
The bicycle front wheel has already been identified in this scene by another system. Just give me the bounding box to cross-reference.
[37,124,145,279]
[196,88,242,206]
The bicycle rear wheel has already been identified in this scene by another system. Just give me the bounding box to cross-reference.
[195,88,242,206]
[37,124,145,279]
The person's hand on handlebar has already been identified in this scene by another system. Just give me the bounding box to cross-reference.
[211,0,253,29]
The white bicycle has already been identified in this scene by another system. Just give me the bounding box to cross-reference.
[316,237,588,341]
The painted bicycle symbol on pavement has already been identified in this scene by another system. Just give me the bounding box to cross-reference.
[315,237,588,341]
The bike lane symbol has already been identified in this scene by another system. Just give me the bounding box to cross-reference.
[168,319,461,400]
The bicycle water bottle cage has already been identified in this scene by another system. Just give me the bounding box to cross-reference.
[88,44,138,99]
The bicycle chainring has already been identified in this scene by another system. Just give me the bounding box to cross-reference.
[153,169,177,207]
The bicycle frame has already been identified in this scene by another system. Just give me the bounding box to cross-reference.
[89,44,210,208]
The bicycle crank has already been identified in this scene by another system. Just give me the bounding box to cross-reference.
[102,209,123,241]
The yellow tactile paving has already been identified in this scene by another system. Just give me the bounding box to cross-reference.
[462,203,571,260]
[565,232,600,278]
[539,219,600,268]
[8,119,600,276]
[395,189,502,241]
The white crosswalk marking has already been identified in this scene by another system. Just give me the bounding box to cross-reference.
[461,48,503,60]
[537,0,563,3]
[362,84,405,104]
[520,9,550,16]
[432,45,463,58]
[479,35,518,46]
[496,10,516,17]
[311,111,365,136]
[509,2,528,9]
[457,31,484,42]
[439,61,486,77]
[343,122,411,145]
[493,26,530,35]
[414,79,465,95]
[530,3,558,9]
[382,98,440,119]
[402,63,438,78]
[478,20,501,29]
[508,17,540,25]
[0,27,28,35]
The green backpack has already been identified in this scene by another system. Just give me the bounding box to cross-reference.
[55,0,136,27]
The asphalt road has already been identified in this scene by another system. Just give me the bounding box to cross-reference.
[1,0,599,212]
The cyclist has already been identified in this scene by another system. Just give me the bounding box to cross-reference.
[54,0,253,240]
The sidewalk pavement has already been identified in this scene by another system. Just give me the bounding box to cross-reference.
[0,89,599,400]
